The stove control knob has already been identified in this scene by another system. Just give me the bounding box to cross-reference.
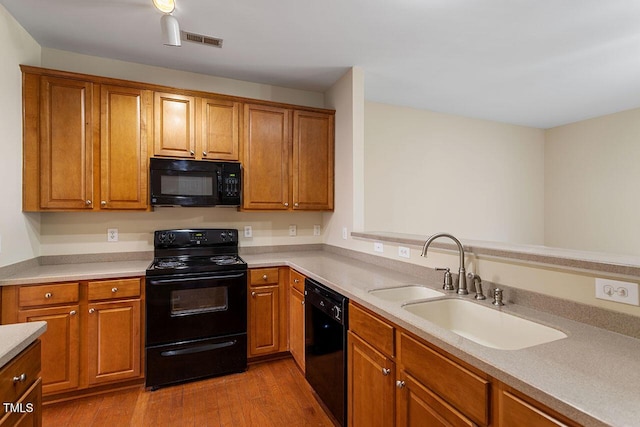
[168,233,175,242]
[159,233,167,243]
[220,231,227,241]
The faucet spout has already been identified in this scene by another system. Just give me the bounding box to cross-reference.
[421,233,468,295]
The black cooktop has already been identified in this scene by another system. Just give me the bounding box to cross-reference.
[146,229,247,276]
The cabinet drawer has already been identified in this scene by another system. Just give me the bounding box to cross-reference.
[88,278,141,301]
[0,340,41,406]
[250,268,279,285]
[498,385,579,427]
[399,333,490,426]
[19,283,79,307]
[349,303,394,358]
[290,270,305,293]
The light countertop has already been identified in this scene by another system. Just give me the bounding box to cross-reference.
[0,322,47,369]
[1,251,639,426]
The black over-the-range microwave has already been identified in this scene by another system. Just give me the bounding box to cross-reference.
[149,158,241,207]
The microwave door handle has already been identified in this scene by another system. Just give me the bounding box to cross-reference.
[217,170,223,199]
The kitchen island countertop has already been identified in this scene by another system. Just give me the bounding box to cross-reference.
[0,321,47,369]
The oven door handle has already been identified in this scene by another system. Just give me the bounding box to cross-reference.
[148,273,246,284]
[160,340,237,357]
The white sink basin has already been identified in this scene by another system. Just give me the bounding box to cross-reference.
[403,299,567,350]
[369,285,444,302]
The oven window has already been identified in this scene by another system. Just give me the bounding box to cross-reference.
[171,287,228,316]
[161,174,214,196]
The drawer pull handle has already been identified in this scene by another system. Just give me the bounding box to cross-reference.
[12,373,27,383]
[112,287,118,293]
[262,274,268,280]
[396,380,405,389]
[294,278,300,284]
[69,310,77,316]
[45,292,52,299]
[89,308,95,314]
[382,368,391,376]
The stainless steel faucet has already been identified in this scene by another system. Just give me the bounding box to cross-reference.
[420,233,468,295]
[467,273,486,300]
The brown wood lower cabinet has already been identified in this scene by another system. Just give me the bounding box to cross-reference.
[0,341,42,427]
[1,278,144,400]
[288,270,306,371]
[348,301,581,427]
[248,268,288,358]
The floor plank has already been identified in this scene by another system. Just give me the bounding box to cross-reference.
[42,358,335,427]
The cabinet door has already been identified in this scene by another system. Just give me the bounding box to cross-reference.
[0,378,42,427]
[396,371,475,427]
[18,306,80,395]
[87,299,141,385]
[289,286,305,372]
[39,76,94,209]
[292,110,334,210]
[154,92,196,158]
[199,97,240,160]
[242,104,290,210]
[348,332,395,427]
[100,85,152,210]
[248,284,280,356]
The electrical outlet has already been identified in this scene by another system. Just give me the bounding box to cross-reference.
[595,278,639,306]
[107,228,118,242]
[398,246,411,258]
[313,225,321,236]
[244,226,252,238]
[289,225,297,236]
[374,242,384,253]
[342,227,348,240]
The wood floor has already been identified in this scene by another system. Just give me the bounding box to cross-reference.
[43,358,335,426]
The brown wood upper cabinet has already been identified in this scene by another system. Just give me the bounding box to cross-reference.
[153,93,240,161]
[22,67,152,211]
[242,104,334,211]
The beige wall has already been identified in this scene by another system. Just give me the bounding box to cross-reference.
[0,5,41,267]
[545,108,640,256]
[364,102,546,244]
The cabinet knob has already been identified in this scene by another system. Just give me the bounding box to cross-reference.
[294,278,300,284]
[86,200,92,206]
[69,310,77,316]
[101,201,107,207]
[190,150,195,156]
[44,292,52,299]
[284,203,289,207]
[203,151,207,157]
[89,308,95,314]
[294,202,299,207]
[12,373,27,383]
[382,368,391,376]
[396,380,405,389]
[111,287,118,293]
[262,274,268,281]
[301,300,305,305]
[251,291,256,297]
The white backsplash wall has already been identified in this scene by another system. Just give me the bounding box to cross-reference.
[38,210,324,255]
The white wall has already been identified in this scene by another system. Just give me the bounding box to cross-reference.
[0,5,41,267]
[545,108,640,256]
[364,102,545,244]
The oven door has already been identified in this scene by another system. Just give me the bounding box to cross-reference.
[146,270,247,346]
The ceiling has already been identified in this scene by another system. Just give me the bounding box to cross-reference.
[2,0,639,128]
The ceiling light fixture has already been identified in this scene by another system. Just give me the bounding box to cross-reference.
[152,0,175,14]
[161,14,181,47]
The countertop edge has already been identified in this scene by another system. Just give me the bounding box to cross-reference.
[0,321,47,368]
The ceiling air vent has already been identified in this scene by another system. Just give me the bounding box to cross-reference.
[181,31,223,48]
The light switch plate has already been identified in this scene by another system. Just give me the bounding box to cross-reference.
[313,225,321,236]
[374,242,384,253]
[342,227,348,240]
[398,246,410,258]
[244,226,252,238]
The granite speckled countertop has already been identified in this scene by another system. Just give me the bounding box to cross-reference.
[0,322,47,369]
[1,251,639,426]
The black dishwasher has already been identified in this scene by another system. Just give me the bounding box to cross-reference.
[304,278,348,426]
